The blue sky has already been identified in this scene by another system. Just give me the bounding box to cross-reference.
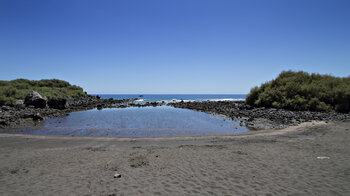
[1,0,349,94]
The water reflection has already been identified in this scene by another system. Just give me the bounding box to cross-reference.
[3,106,249,137]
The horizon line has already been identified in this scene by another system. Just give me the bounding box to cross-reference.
[89,93,248,95]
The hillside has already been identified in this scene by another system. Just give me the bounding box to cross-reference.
[246,71,350,112]
[0,79,86,106]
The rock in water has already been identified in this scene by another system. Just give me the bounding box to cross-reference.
[24,91,47,108]
[48,98,68,109]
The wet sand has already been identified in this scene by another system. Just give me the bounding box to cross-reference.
[0,121,349,195]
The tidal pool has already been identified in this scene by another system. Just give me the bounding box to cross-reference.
[3,106,249,137]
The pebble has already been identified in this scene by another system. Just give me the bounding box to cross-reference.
[317,156,330,159]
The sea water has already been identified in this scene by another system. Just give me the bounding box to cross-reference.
[3,106,249,137]
[96,94,246,103]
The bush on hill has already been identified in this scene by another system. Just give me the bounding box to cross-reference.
[246,71,350,113]
[0,79,86,106]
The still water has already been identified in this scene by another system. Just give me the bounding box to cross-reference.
[4,106,249,137]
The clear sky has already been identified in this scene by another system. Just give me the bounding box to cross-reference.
[1,0,349,94]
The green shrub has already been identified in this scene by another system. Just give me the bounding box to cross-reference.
[0,79,86,106]
[246,71,350,112]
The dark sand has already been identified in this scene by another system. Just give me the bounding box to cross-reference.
[0,121,349,195]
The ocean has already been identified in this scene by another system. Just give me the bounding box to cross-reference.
[94,94,246,102]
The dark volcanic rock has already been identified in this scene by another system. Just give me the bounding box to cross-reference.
[48,98,68,110]
[15,104,26,110]
[15,100,26,110]
[0,119,7,125]
[0,96,139,129]
[26,113,43,121]
[1,106,14,111]
[24,91,47,109]
[169,101,350,130]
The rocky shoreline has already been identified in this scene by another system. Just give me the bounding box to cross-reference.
[169,101,350,130]
[1,94,349,130]
[0,94,137,129]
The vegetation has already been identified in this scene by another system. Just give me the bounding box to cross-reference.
[246,71,350,113]
[0,79,86,106]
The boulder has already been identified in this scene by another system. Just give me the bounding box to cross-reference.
[0,119,8,125]
[24,91,47,108]
[15,99,25,110]
[97,104,103,110]
[22,112,43,120]
[15,104,26,110]
[16,100,24,105]
[32,113,43,120]
[48,98,69,109]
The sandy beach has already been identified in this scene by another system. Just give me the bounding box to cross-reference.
[2,0,349,195]
[0,121,349,196]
